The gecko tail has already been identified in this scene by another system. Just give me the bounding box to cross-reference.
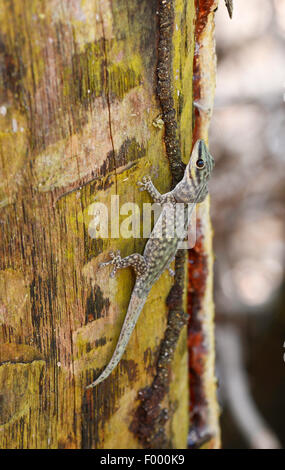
[86,290,146,389]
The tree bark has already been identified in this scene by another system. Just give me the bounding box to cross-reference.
[0,0,219,449]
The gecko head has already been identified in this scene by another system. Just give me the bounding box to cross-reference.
[172,139,214,203]
[187,139,215,186]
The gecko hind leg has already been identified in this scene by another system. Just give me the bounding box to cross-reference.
[99,250,147,278]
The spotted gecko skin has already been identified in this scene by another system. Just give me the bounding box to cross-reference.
[86,139,214,389]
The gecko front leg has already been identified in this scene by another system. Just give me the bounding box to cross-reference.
[137,176,175,204]
[137,176,164,203]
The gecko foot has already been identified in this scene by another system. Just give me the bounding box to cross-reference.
[137,176,152,192]
[99,250,122,278]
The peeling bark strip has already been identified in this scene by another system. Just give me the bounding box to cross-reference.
[187,232,208,444]
[157,0,185,185]
[193,0,216,143]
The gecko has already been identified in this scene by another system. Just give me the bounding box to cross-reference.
[86,139,214,389]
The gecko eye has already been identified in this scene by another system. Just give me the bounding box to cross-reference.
[196,159,205,169]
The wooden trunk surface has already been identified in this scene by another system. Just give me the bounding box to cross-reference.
[0,0,219,449]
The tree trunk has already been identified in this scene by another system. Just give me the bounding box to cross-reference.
[0,0,219,449]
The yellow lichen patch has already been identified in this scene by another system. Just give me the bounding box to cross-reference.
[67,41,105,102]
[63,43,142,105]
[108,55,143,100]
[67,42,144,103]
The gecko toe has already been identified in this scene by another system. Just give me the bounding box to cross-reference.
[99,261,109,268]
